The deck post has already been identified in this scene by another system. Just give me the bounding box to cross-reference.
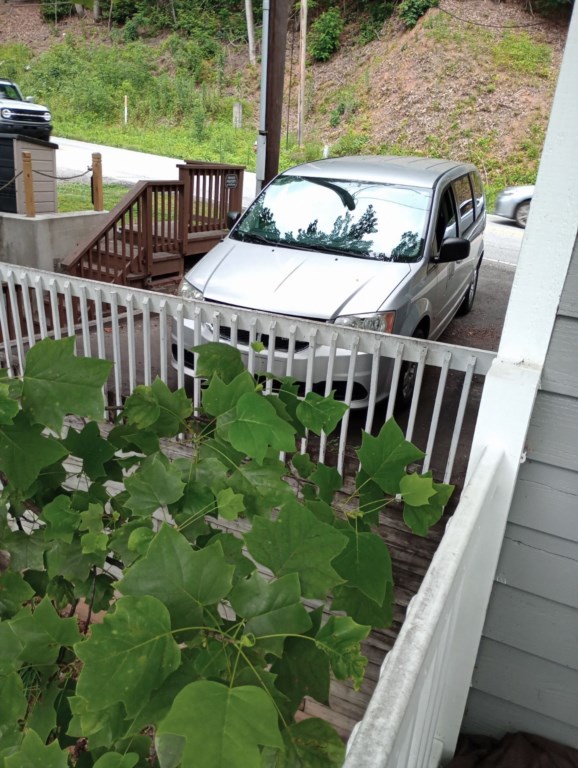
[22,151,35,218]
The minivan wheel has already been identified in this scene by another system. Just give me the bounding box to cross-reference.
[395,328,426,411]
[514,200,530,228]
[457,264,479,317]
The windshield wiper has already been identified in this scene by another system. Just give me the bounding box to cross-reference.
[236,231,278,246]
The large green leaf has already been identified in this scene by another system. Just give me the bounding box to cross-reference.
[192,342,246,384]
[271,609,329,715]
[0,672,27,728]
[202,371,256,418]
[26,680,61,741]
[228,457,295,518]
[399,472,437,506]
[22,337,111,433]
[0,383,19,425]
[310,463,342,505]
[118,525,235,632]
[331,530,392,605]
[356,418,424,495]
[124,379,192,437]
[42,495,79,543]
[168,479,213,541]
[124,453,185,516]
[403,474,454,536]
[0,412,68,491]
[331,582,394,629]
[1,528,47,573]
[5,728,68,768]
[107,423,159,455]
[219,392,296,463]
[68,697,128,748]
[45,537,102,582]
[216,487,245,520]
[75,595,181,716]
[63,421,116,480]
[0,571,34,619]
[229,572,312,656]
[315,616,370,689]
[244,502,347,599]
[295,392,348,436]
[156,681,283,768]
[8,597,80,667]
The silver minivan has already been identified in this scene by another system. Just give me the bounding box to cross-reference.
[174,155,485,407]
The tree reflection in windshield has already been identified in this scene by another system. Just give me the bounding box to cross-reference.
[234,175,430,262]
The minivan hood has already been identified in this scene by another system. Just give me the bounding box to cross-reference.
[186,239,412,320]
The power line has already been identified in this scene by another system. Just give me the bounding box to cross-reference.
[437,4,548,29]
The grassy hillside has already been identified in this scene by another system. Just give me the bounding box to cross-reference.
[0,0,568,204]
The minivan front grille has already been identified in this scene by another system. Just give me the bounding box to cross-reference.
[218,326,309,353]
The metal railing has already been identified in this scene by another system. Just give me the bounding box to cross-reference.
[0,263,496,486]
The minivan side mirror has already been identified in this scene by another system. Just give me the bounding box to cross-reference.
[226,211,241,229]
[436,237,470,263]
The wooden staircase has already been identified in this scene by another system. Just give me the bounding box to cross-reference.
[61,162,245,290]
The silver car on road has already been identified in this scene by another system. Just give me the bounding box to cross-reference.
[174,155,486,408]
[493,185,534,228]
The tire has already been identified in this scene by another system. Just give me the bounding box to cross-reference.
[456,264,480,317]
[395,327,426,411]
[514,200,530,228]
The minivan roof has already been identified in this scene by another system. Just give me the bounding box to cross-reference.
[283,155,476,188]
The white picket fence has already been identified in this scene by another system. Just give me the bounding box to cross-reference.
[0,263,495,486]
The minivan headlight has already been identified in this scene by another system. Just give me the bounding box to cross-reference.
[178,278,204,302]
[334,311,395,334]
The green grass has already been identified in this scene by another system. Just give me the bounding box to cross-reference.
[1,11,551,206]
[57,182,132,213]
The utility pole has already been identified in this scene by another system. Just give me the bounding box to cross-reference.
[297,0,307,146]
[264,0,289,186]
[255,0,289,195]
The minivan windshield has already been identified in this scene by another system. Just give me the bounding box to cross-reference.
[232,175,432,262]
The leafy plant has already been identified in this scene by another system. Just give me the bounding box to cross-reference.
[398,0,439,28]
[39,0,74,23]
[308,7,344,62]
[0,338,453,767]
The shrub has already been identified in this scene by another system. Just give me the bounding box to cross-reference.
[308,7,344,62]
[40,0,74,23]
[398,0,439,28]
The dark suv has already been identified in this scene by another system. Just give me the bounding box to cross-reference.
[0,79,52,141]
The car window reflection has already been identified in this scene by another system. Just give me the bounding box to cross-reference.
[232,175,431,262]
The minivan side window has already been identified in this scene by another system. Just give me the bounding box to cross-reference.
[470,171,485,220]
[434,187,457,251]
[452,174,475,233]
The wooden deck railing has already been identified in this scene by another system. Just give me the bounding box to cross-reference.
[61,161,245,289]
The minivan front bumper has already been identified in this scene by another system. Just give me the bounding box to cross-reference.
[171,316,393,409]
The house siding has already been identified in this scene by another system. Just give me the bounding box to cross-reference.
[461,233,578,748]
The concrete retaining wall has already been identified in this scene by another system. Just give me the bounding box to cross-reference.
[0,210,108,273]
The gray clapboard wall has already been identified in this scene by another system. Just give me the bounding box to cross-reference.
[461,238,578,747]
